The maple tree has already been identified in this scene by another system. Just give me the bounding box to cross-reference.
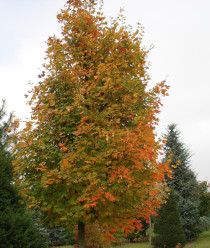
[13,0,170,246]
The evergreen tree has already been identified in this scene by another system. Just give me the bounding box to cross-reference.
[153,190,186,248]
[198,181,210,217]
[163,124,201,241]
[44,225,76,246]
[0,100,47,248]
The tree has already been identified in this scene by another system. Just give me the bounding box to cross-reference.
[153,190,186,248]
[198,181,210,217]
[13,0,169,246]
[0,100,47,248]
[163,124,201,241]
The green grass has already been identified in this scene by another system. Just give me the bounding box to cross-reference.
[50,246,73,248]
[115,241,150,248]
[50,243,149,248]
[51,241,151,248]
[52,230,210,248]
[185,230,210,248]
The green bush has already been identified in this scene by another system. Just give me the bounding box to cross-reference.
[153,190,186,248]
[44,225,75,246]
[199,216,210,232]
[0,207,47,248]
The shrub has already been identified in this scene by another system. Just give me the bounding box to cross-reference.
[0,207,47,248]
[153,190,186,248]
[199,216,210,231]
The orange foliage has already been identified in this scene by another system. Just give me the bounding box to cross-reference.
[12,0,170,242]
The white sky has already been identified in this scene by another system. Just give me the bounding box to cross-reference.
[0,0,209,181]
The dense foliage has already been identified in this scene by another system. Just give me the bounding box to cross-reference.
[44,225,75,246]
[163,124,201,241]
[13,0,169,246]
[0,100,47,248]
[198,181,210,233]
[199,216,210,232]
[198,181,210,217]
[125,218,149,242]
[153,190,186,248]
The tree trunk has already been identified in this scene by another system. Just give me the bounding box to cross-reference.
[149,215,152,248]
[78,221,85,248]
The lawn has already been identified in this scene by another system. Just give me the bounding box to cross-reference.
[52,230,210,248]
[115,241,150,248]
[50,243,148,248]
[185,230,210,248]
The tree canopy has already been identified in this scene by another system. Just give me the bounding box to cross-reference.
[13,0,170,245]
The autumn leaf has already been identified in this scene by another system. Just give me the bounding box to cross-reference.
[12,0,170,246]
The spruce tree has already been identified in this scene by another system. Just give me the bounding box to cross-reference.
[163,124,201,241]
[198,181,210,217]
[0,100,47,248]
[153,190,186,248]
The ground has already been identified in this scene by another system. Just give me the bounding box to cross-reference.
[51,230,210,248]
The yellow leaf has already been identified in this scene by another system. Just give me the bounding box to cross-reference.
[49,100,55,106]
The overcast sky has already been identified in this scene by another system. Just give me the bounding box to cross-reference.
[0,0,209,181]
